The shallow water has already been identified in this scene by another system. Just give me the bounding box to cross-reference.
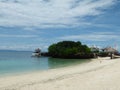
[0,51,90,76]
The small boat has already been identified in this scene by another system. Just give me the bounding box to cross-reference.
[114,55,120,58]
[32,48,41,57]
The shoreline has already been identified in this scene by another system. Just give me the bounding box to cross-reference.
[0,58,91,77]
[0,57,120,90]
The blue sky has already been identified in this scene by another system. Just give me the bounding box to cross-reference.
[0,0,120,51]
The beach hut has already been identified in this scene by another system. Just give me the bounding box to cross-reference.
[102,47,118,59]
[102,47,118,54]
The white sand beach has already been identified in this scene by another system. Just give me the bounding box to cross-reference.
[0,57,120,90]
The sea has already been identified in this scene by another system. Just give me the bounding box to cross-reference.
[0,51,90,76]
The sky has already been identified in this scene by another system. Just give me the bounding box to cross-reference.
[0,0,120,51]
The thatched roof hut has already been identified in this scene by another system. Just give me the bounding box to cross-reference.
[102,47,118,53]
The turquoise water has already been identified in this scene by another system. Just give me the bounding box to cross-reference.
[0,51,90,76]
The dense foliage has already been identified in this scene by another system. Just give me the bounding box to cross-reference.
[48,41,93,59]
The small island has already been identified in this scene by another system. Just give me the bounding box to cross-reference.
[41,40,120,59]
[43,41,94,59]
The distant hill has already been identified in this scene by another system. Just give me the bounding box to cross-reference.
[0,50,32,52]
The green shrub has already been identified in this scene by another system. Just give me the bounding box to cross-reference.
[48,41,92,58]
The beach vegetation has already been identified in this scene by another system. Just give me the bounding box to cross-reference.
[48,41,93,59]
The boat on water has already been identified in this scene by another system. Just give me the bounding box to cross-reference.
[32,48,41,57]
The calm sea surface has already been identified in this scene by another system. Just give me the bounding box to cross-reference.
[0,51,90,76]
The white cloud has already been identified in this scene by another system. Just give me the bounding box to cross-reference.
[0,0,117,28]
[58,32,119,41]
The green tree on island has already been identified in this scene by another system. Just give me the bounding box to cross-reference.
[48,41,93,59]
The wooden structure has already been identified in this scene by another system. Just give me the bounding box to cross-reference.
[32,48,41,57]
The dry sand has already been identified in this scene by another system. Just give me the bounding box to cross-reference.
[0,57,120,90]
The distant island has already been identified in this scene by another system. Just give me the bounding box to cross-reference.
[0,50,32,52]
[42,41,94,59]
[41,40,120,59]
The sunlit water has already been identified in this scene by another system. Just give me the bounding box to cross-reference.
[0,51,90,76]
